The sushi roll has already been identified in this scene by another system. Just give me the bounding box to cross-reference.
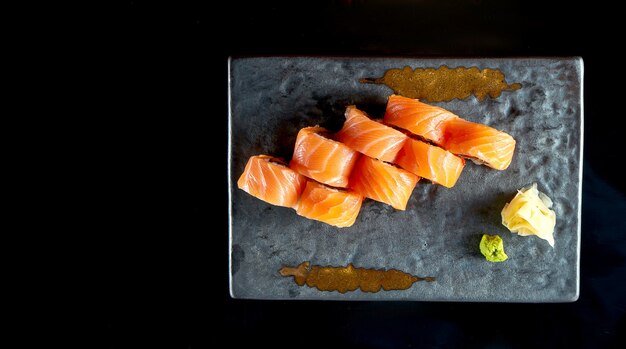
[384,94,516,170]
[290,126,360,188]
[442,118,516,170]
[384,94,457,145]
[394,138,465,188]
[237,155,307,208]
[337,105,408,162]
[295,180,363,228]
[349,156,419,211]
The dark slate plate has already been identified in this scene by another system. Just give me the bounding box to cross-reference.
[228,57,583,302]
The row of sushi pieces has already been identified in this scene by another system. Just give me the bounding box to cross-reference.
[238,95,516,228]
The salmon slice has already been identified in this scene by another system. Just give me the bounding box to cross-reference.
[349,156,419,210]
[336,105,408,162]
[384,94,458,145]
[384,94,516,170]
[442,118,516,170]
[290,126,360,188]
[237,155,307,208]
[394,138,465,188]
[295,180,363,228]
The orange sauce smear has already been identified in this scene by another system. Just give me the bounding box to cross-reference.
[361,66,521,102]
[279,261,434,293]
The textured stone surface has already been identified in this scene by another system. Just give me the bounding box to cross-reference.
[228,57,583,302]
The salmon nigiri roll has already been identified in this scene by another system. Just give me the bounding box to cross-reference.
[442,118,516,170]
[336,105,408,162]
[290,126,360,188]
[349,156,419,211]
[384,94,516,170]
[295,180,363,228]
[237,155,307,208]
[384,94,458,145]
[394,138,465,188]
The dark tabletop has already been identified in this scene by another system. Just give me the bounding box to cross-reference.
[97,1,626,347]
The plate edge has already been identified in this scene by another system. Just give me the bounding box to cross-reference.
[573,57,584,302]
[227,56,238,299]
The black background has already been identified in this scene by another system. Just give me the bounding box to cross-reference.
[99,1,626,347]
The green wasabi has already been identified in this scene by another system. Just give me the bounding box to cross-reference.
[480,234,508,262]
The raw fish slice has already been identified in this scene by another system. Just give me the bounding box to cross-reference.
[237,155,307,207]
[348,156,419,211]
[290,126,360,188]
[384,94,458,145]
[384,94,516,170]
[442,118,516,170]
[337,105,408,162]
[295,180,363,228]
[394,138,465,188]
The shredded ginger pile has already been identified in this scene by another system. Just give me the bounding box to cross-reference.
[501,183,556,247]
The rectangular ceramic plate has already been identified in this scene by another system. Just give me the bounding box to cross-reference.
[228,57,583,302]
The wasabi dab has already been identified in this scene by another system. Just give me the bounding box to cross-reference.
[480,234,508,262]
